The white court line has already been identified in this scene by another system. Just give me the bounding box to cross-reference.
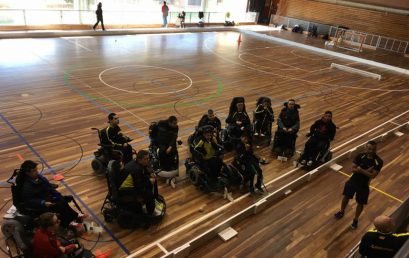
[126,109,409,258]
[157,243,169,255]
[203,37,409,92]
[98,65,193,95]
[237,29,409,76]
[68,74,150,126]
[238,53,306,71]
[389,121,402,126]
[61,38,92,52]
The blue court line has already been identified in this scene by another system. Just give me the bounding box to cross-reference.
[0,112,130,255]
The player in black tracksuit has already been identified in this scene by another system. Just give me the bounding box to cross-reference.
[101,113,133,164]
[156,116,179,171]
[300,111,336,166]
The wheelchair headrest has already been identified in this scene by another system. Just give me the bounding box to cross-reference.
[256,97,271,106]
[199,125,215,134]
[107,160,122,200]
[229,97,247,115]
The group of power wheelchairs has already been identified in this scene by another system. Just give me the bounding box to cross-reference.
[184,96,334,195]
[90,127,166,230]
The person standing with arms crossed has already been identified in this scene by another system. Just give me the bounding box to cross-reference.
[93,2,105,31]
[162,1,169,28]
[334,141,383,229]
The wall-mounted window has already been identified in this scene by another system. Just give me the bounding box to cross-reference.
[188,0,201,6]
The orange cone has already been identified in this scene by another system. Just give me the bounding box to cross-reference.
[237,34,242,43]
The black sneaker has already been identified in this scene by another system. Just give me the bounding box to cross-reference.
[334,211,344,219]
[351,219,358,229]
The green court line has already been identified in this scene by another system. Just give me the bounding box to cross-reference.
[63,67,223,109]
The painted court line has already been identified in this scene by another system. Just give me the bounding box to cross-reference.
[337,170,403,203]
[61,38,93,52]
[0,113,130,254]
[127,110,409,257]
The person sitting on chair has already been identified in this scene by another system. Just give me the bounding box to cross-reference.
[226,97,251,141]
[359,215,409,257]
[300,111,336,166]
[119,150,160,216]
[101,113,133,164]
[33,212,80,258]
[253,98,274,137]
[19,160,86,229]
[157,116,180,171]
[235,134,264,193]
[273,99,300,157]
[193,125,224,188]
[198,109,222,139]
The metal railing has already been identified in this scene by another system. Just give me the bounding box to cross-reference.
[328,26,409,55]
[0,9,257,26]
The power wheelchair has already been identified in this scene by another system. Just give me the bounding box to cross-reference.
[185,126,243,194]
[90,127,133,175]
[148,122,179,188]
[297,134,333,169]
[221,97,252,152]
[1,169,91,258]
[100,160,166,229]
[271,102,301,159]
[252,96,274,147]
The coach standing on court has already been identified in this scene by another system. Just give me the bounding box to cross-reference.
[334,140,383,229]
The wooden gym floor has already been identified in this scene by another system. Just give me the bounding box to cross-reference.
[0,30,408,257]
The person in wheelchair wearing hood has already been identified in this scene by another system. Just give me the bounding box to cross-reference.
[193,125,224,188]
[101,113,133,164]
[223,97,251,151]
[119,150,160,216]
[235,134,264,193]
[300,111,336,166]
[272,99,300,157]
[18,160,86,229]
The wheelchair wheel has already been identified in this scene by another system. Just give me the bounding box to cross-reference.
[1,219,20,238]
[324,151,332,162]
[189,166,202,186]
[117,210,138,229]
[91,158,105,174]
[102,208,115,223]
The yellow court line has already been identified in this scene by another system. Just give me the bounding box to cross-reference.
[337,170,403,203]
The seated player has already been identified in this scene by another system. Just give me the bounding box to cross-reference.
[272,99,300,157]
[19,160,86,229]
[300,111,336,166]
[235,134,264,193]
[118,150,160,216]
[225,97,251,148]
[100,113,133,164]
[253,97,274,137]
[193,125,224,189]
[156,116,180,171]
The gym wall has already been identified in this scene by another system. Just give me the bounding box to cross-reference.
[275,0,409,40]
